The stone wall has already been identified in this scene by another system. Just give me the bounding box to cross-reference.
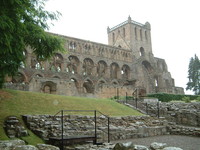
[168,123,200,136]
[125,101,200,127]
[22,115,169,143]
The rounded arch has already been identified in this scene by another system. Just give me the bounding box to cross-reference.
[31,58,43,70]
[134,27,137,39]
[110,62,120,79]
[97,78,107,88]
[42,81,56,94]
[70,77,79,89]
[140,47,145,56]
[111,79,119,86]
[121,64,130,79]
[12,72,26,83]
[97,60,107,77]
[32,71,44,78]
[83,58,94,75]
[50,53,64,72]
[83,79,94,93]
[54,53,63,62]
[52,76,61,79]
[67,55,80,74]
[35,74,43,78]
[142,60,153,73]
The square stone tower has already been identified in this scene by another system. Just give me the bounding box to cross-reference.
[107,16,152,59]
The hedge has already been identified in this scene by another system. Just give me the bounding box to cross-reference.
[147,93,200,102]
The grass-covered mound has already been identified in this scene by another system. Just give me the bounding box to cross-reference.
[0,89,142,144]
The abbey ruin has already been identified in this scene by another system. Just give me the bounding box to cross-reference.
[5,16,184,98]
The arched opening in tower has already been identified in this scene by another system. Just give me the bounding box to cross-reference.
[142,61,153,73]
[140,47,145,56]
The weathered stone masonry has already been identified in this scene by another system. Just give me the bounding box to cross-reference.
[5,16,184,98]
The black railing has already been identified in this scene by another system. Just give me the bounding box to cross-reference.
[117,93,161,118]
[53,110,110,150]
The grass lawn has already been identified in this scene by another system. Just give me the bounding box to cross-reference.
[0,89,142,144]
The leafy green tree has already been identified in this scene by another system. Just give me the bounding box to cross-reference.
[186,54,200,95]
[0,0,64,88]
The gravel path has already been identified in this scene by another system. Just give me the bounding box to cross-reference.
[113,135,200,150]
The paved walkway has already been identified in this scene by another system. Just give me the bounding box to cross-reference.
[113,135,200,150]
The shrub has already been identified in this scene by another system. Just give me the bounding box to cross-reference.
[182,96,191,103]
[196,97,200,102]
[147,93,200,102]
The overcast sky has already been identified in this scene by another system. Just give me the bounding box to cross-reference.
[45,0,200,94]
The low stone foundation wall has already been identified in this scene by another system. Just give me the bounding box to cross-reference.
[124,101,200,127]
[168,123,200,137]
[22,115,169,142]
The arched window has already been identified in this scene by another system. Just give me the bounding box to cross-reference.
[135,27,137,40]
[155,77,158,87]
[123,27,126,37]
[97,60,107,77]
[145,31,148,41]
[67,55,80,74]
[69,42,76,50]
[110,63,120,79]
[112,32,115,43]
[140,47,145,56]
[142,61,153,73]
[83,58,94,75]
[140,29,143,41]
[50,53,63,72]
[121,65,130,79]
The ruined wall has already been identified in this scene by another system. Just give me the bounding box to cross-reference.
[4,17,184,97]
[22,115,168,142]
[125,101,200,127]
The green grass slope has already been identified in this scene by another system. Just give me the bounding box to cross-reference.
[0,89,142,144]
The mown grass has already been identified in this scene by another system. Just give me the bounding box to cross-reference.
[0,89,142,144]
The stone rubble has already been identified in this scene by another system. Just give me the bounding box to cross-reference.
[4,116,29,138]
[0,140,184,150]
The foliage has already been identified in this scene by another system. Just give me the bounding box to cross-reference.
[0,0,64,88]
[182,96,191,103]
[196,96,200,102]
[0,89,142,142]
[147,93,200,102]
[186,54,200,95]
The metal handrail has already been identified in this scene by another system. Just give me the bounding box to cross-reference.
[53,109,110,150]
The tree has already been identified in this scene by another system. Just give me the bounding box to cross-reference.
[186,54,200,95]
[0,0,64,88]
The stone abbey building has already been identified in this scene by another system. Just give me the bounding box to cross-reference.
[5,16,184,98]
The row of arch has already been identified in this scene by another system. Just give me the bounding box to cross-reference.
[30,54,131,80]
[7,71,124,94]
